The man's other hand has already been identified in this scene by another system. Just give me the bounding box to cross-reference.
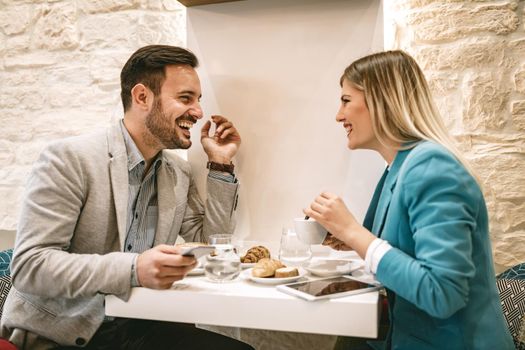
[136,244,198,289]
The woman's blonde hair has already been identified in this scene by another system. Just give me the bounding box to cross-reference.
[341,50,476,179]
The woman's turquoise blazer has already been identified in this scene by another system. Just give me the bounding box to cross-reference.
[371,141,513,349]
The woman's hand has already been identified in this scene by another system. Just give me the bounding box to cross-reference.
[304,192,358,240]
[304,192,376,258]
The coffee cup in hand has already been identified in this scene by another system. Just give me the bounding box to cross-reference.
[293,218,327,245]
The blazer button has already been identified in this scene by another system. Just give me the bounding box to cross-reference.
[75,337,86,346]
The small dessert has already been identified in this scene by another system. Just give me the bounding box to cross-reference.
[251,258,285,278]
[274,267,299,278]
[241,245,271,263]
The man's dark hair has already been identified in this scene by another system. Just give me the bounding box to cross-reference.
[120,45,199,112]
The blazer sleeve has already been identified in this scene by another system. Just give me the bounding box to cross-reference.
[10,142,135,300]
[376,148,481,319]
[179,174,239,243]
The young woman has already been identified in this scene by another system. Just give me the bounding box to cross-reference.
[304,50,513,349]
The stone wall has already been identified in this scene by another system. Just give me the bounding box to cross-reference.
[0,0,185,230]
[385,0,525,271]
[1,0,524,271]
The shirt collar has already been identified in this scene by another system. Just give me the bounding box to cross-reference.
[120,119,145,172]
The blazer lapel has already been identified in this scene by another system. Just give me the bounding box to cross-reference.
[155,158,177,246]
[372,180,394,235]
[107,121,129,250]
[372,148,412,235]
[363,167,389,232]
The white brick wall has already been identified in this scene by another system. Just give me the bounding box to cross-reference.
[386,0,525,270]
[0,0,185,231]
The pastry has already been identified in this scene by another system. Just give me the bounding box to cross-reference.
[251,258,285,278]
[274,267,299,278]
[241,245,271,263]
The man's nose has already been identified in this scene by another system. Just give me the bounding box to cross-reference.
[189,103,203,119]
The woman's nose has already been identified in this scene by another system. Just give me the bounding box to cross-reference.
[335,109,345,122]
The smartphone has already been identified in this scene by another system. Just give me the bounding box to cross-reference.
[276,275,381,301]
[180,246,215,259]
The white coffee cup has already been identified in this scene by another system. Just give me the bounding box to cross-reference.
[293,218,327,245]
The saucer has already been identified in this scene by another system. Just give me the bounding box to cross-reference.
[303,259,363,277]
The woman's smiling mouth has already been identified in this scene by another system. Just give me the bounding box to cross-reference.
[344,123,353,136]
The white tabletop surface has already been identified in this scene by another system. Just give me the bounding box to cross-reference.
[105,248,380,338]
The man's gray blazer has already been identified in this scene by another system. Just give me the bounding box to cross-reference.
[0,121,239,349]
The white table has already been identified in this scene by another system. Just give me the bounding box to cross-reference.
[105,250,380,339]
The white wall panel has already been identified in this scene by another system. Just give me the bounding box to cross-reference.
[187,0,385,241]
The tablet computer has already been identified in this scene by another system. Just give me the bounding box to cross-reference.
[276,275,381,301]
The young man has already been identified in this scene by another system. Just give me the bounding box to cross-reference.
[1,45,253,350]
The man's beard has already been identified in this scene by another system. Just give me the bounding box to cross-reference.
[144,98,190,150]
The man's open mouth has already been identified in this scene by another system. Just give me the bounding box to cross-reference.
[177,119,195,130]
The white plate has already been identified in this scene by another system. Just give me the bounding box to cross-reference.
[241,268,307,285]
[303,259,363,277]
[187,267,204,276]
[188,260,254,275]
[187,260,206,276]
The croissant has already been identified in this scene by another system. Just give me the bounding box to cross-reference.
[252,258,285,278]
[241,245,271,263]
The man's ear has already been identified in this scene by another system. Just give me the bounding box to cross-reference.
[130,83,153,112]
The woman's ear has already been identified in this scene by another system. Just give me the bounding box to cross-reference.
[130,83,153,112]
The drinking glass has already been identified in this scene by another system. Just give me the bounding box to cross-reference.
[204,234,241,282]
[278,228,312,267]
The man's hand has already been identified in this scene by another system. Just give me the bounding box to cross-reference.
[201,115,241,163]
[136,245,198,289]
